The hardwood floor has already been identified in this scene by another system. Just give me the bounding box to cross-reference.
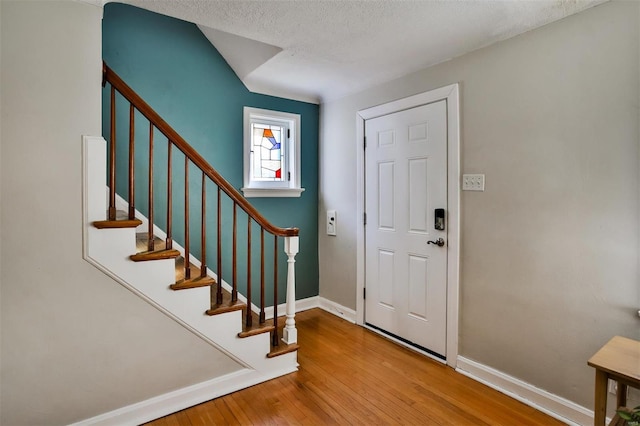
[146,308,564,425]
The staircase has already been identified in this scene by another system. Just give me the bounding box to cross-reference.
[81,63,301,416]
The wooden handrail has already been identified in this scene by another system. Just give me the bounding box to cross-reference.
[102,61,300,345]
[102,62,298,238]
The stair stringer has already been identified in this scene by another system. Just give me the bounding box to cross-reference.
[81,135,298,382]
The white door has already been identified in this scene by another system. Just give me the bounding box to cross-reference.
[365,100,448,357]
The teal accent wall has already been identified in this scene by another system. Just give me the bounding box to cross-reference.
[102,3,319,302]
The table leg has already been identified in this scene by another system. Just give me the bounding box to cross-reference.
[594,370,608,426]
[617,383,627,409]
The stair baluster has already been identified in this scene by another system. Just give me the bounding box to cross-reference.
[147,123,155,252]
[232,203,238,302]
[165,141,173,250]
[201,173,209,283]
[99,62,299,355]
[216,187,222,305]
[246,217,252,327]
[283,237,299,345]
[272,235,279,347]
[128,104,135,220]
[108,85,117,221]
[184,157,191,280]
[260,228,266,324]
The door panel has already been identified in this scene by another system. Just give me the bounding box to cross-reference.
[408,158,428,233]
[408,254,428,319]
[378,162,395,230]
[365,100,447,356]
[378,249,395,308]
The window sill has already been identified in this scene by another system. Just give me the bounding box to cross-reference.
[241,187,305,198]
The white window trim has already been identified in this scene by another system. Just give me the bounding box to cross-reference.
[242,107,304,198]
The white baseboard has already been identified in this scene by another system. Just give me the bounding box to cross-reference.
[456,356,596,426]
[262,294,355,324]
[318,297,356,323]
[264,295,320,319]
[70,366,297,426]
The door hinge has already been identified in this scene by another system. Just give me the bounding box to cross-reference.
[288,171,291,181]
[363,212,367,225]
[287,129,290,139]
[363,288,366,300]
[363,137,367,150]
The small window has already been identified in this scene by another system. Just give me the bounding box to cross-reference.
[242,107,304,197]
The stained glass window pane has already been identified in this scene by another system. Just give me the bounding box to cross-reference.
[253,128,264,146]
[250,122,284,181]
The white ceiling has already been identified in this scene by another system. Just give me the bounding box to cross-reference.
[118,0,608,104]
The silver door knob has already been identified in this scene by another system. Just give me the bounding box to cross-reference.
[427,238,445,247]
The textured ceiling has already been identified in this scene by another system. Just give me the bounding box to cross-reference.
[117,0,608,103]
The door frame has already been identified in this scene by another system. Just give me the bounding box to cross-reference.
[355,84,460,368]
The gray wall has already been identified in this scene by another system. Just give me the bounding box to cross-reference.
[0,2,242,424]
[319,0,639,410]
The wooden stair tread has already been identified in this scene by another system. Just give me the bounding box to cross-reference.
[130,233,179,261]
[238,310,275,338]
[206,300,246,315]
[267,342,299,358]
[130,248,180,261]
[170,257,216,290]
[135,233,165,252]
[174,257,208,282]
[170,276,215,290]
[93,218,142,229]
[264,319,299,358]
[238,323,275,338]
[205,282,246,315]
[94,210,142,229]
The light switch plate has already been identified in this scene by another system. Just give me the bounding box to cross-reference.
[327,210,336,236]
[462,174,485,191]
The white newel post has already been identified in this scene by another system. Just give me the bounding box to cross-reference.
[282,236,299,344]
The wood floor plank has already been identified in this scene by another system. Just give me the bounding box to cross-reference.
[260,376,310,424]
[173,411,192,426]
[220,393,252,425]
[298,354,425,424]
[188,400,220,425]
[212,398,240,425]
[145,308,565,425]
[274,374,335,425]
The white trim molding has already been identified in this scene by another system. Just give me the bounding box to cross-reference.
[265,295,319,320]
[69,367,297,426]
[70,370,254,425]
[242,107,304,198]
[240,187,305,198]
[355,84,461,368]
[456,356,597,426]
[318,297,357,323]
